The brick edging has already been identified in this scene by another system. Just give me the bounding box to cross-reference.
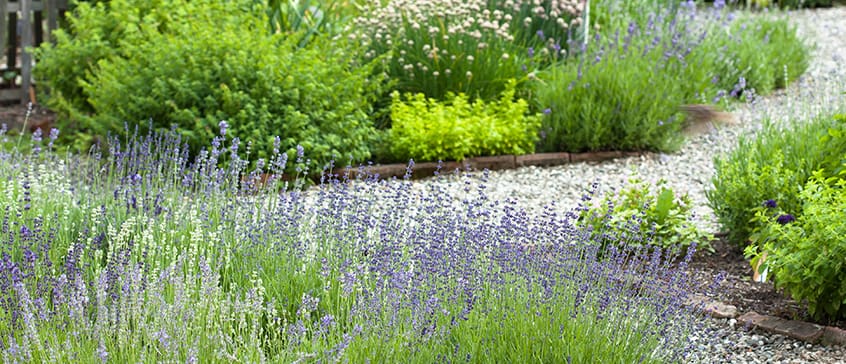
[348,151,651,180]
[737,311,846,347]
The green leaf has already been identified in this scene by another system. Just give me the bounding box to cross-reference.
[654,187,675,225]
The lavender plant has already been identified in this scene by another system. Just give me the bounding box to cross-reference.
[0,124,719,362]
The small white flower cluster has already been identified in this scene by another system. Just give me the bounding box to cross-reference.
[350,0,582,81]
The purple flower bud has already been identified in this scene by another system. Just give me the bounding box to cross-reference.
[231,138,240,153]
[49,128,59,141]
[218,121,228,137]
[537,30,545,41]
[527,47,534,58]
[776,214,795,225]
[763,199,777,208]
[296,145,304,158]
[543,108,551,115]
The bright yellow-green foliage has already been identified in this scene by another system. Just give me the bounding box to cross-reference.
[388,81,541,162]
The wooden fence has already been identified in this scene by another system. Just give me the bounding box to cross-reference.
[0,0,68,104]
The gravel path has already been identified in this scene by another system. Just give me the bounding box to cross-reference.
[412,5,846,363]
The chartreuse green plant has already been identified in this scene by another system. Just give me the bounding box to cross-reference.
[580,176,714,255]
[35,0,386,170]
[708,114,846,248]
[0,125,716,363]
[745,168,846,321]
[387,81,541,162]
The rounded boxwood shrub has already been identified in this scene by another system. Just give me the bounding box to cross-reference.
[35,0,386,169]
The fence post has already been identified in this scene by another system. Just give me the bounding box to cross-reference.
[46,0,57,43]
[0,0,7,69]
[34,5,42,45]
[5,11,15,71]
[21,0,32,104]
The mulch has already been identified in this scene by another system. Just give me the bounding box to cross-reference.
[688,236,846,330]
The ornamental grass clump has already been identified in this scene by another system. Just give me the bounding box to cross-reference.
[349,0,585,101]
[0,125,718,362]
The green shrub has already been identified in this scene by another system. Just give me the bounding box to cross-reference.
[580,176,714,255]
[387,81,540,162]
[35,0,386,168]
[708,114,846,247]
[745,170,846,321]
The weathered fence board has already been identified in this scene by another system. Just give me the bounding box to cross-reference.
[1,0,68,104]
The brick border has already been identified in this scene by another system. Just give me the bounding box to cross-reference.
[341,151,650,181]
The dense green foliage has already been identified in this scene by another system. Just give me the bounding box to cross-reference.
[388,82,541,162]
[580,177,714,255]
[35,0,386,168]
[746,170,846,321]
[36,0,814,164]
[708,114,846,247]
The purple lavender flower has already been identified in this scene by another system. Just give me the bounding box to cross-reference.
[763,199,777,208]
[527,47,534,58]
[218,120,228,137]
[537,30,545,41]
[543,108,551,115]
[776,214,796,225]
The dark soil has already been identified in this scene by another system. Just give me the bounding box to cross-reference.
[689,235,846,330]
